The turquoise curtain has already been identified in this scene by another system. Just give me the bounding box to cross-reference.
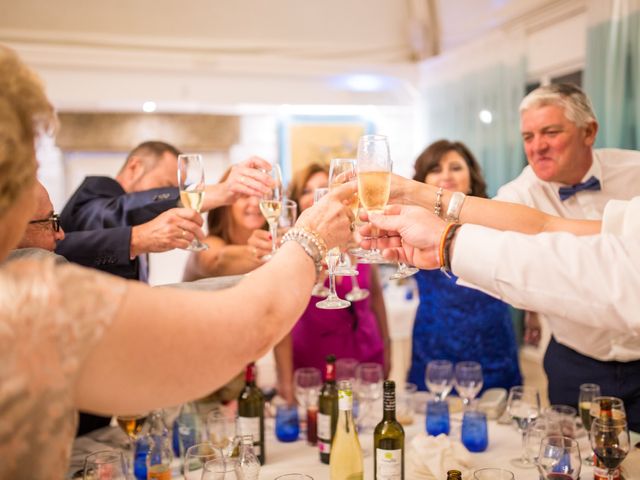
[585,7,640,149]
[421,59,526,196]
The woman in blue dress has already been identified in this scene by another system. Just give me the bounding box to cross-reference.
[407,140,522,392]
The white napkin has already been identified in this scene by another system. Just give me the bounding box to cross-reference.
[406,433,473,479]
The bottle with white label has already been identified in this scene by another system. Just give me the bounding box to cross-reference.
[318,354,339,464]
[374,380,404,480]
[237,363,265,464]
[330,380,363,480]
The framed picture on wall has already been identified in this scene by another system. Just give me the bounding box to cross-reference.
[278,115,374,184]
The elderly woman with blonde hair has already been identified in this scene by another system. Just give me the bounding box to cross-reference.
[0,46,355,478]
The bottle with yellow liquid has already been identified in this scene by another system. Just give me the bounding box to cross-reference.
[330,380,363,480]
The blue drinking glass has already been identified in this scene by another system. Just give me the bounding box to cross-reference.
[461,410,488,452]
[426,400,450,436]
[275,404,300,442]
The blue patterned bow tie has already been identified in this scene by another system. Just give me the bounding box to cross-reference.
[558,175,601,201]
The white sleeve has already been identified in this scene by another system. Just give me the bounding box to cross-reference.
[452,224,640,334]
[493,180,526,202]
[602,197,640,237]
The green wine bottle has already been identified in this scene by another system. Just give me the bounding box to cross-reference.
[237,363,265,465]
[318,354,339,464]
[373,380,405,480]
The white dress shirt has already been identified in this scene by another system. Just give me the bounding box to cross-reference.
[491,148,640,361]
[453,197,640,361]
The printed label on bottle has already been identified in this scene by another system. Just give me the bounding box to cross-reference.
[318,412,331,440]
[338,390,353,411]
[376,448,401,479]
[237,416,260,445]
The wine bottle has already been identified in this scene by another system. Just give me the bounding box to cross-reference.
[237,363,266,465]
[330,380,363,480]
[374,380,405,480]
[145,410,172,480]
[318,354,339,464]
[446,470,463,479]
[593,398,620,480]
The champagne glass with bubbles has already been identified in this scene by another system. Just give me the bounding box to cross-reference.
[259,163,283,260]
[357,134,391,263]
[329,158,359,276]
[178,153,208,251]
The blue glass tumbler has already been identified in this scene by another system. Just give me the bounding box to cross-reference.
[426,400,450,436]
[461,410,488,452]
[275,404,300,442]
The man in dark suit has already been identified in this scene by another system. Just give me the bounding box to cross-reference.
[57,140,272,281]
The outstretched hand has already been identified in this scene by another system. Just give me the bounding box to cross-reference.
[359,205,447,270]
[220,156,275,203]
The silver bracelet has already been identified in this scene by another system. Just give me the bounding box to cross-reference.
[445,191,466,222]
[434,187,444,217]
[281,227,327,281]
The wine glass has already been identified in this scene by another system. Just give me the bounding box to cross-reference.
[83,450,127,480]
[579,383,601,465]
[537,435,582,480]
[329,158,359,277]
[336,358,359,383]
[425,359,454,402]
[177,153,208,251]
[206,410,239,458]
[279,198,298,230]
[293,367,322,444]
[473,468,514,480]
[115,413,147,471]
[525,417,561,464]
[259,163,283,260]
[314,187,350,309]
[201,457,229,480]
[345,261,370,302]
[183,442,224,480]
[390,261,419,280]
[507,385,541,468]
[544,404,577,438]
[590,396,626,424]
[590,417,630,480]
[454,361,483,408]
[354,362,384,431]
[357,134,392,263]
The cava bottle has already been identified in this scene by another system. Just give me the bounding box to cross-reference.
[330,381,363,480]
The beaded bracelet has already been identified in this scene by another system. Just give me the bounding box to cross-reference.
[434,187,444,218]
[281,226,328,281]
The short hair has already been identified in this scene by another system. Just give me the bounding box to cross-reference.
[413,139,488,198]
[0,46,55,218]
[287,162,329,213]
[519,83,597,128]
[119,140,181,174]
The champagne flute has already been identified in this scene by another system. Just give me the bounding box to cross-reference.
[83,450,127,480]
[357,134,392,263]
[579,383,601,465]
[425,359,454,402]
[279,198,298,230]
[259,163,283,261]
[314,187,350,309]
[507,385,541,468]
[454,361,483,408]
[177,153,208,251]
[345,259,370,302]
[536,435,582,480]
[590,418,630,480]
[329,158,359,277]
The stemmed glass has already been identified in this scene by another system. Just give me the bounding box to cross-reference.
[329,158,359,277]
[525,417,561,465]
[336,358,359,383]
[279,198,298,230]
[314,187,350,309]
[425,360,454,402]
[345,260,370,302]
[589,396,626,423]
[507,385,541,468]
[579,383,601,465]
[183,442,224,480]
[177,153,208,251]
[590,417,630,480]
[259,163,283,260]
[293,367,322,444]
[115,413,147,471]
[356,134,392,263]
[83,450,128,480]
[206,410,239,458]
[354,362,384,431]
[454,361,483,408]
[537,435,582,480]
[390,262,419,280]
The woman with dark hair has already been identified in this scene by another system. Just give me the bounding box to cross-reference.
[407,139,522,392]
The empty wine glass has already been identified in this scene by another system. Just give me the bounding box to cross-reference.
[507,385,541,468]
[206,410,239,457]
[425,360,454,401]
[183,442,224,480]
[83,450,127,480]
[275,475,314,480]
[590,418,630,480]
[336,358,359,383]
[259,163,283,260]
[473,468,514,480]
[177,153,208,251]
[354,362,384,431]
[201,457,229,480]
[537,435,582,480]
[579,383,601,466]
[525,417,561,464]
[314,187,350,310]
[293,367,322,444]
[345,263,370,302]
[390,262,419,280]
[544,404,577,438]
[357,134,392,264]
[454,361,483,408]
